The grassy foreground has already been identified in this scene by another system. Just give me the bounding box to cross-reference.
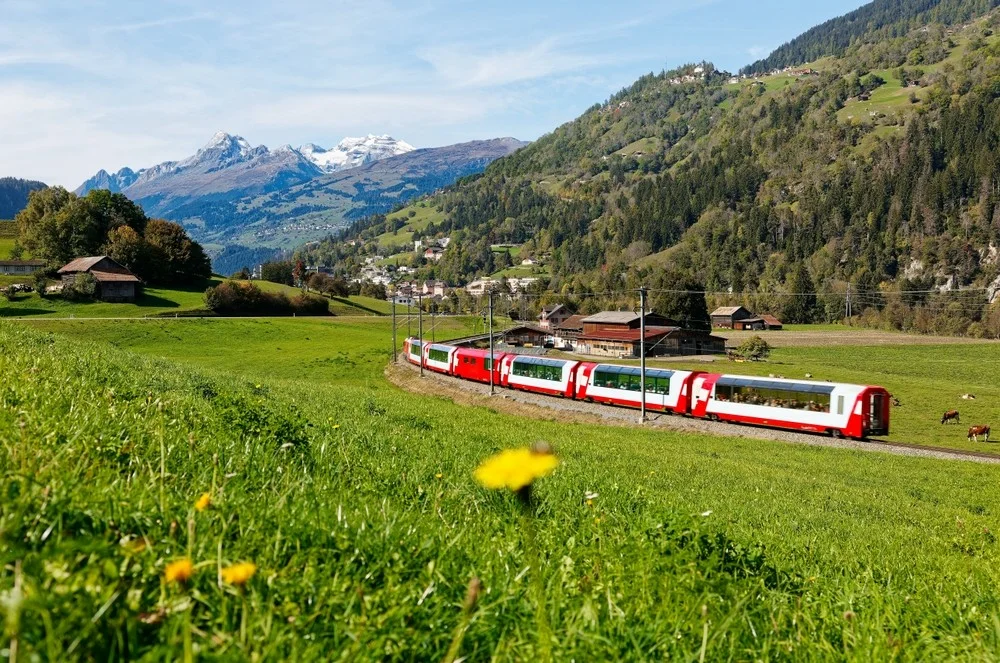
[5,319,1000,659]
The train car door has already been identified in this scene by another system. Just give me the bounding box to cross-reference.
[690,375,714,417]
[868,391,889,436]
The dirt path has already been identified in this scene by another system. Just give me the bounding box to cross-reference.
[716,329,995,347]
[385,359,1000,465]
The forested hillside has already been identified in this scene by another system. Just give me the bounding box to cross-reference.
[743,0,1000,74]
[301,1,1000,336]
[0,177,46,218]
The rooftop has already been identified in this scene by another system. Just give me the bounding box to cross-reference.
[58,256,109,273]
[554,314,587,330]
[578,326,680,342]
[581,311,640,324]
[711,306,750,316]
[0,259,45,267]
[90,270,141,283]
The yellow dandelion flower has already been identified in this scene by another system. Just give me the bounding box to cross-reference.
[194,492,212,511]
[332,424,341,430]
[474,447,558,491]
[164,558,194,584]
[435,473,443,479]
[221,562,257,586]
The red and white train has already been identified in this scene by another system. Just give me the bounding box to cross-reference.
[403,338,891,440]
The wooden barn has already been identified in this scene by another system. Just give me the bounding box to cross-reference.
[58,256,141,302]
[711,306,754,329]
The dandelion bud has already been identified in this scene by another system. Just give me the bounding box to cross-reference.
[843,610,855,621]
[530,441,553,456]
[464,577,481,612]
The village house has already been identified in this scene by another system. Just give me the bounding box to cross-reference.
[710,306,755,329]
[574,311,724,358]
[506,277,539,294]
[423,246,445,262]
[421,280,448,297]
[537,304,572,330]
[498,324,551,348]
[552,314,587,349]
[0,259,46,276]
[464,278,497,296]
[57,256,141,302]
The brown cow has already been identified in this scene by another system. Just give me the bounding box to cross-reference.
[941,410,960,424]
[968,426,991,443]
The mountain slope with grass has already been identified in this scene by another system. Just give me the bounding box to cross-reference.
[743,0,1000,74]
[309,0,1000,336]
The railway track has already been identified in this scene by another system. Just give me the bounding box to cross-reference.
[870,439,1000,462]
[391,357,1000,464]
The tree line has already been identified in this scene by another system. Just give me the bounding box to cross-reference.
[15,188,211,285]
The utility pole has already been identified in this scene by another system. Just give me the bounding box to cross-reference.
[418,294,424,377]
[391,298,397,363]
[488,291,495,395]
[431,301,436,342]
[639,286,647,422]
[846,283,852,325]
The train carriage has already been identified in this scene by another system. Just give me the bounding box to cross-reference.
[501,355,580,397]
[452,347,506,384]
[576,363,702,414]
[422,343,459,375]
[690,373,890,439]
[403,337,423,366]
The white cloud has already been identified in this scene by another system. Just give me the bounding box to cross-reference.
[245,90,500,132]
[420,38,606,88]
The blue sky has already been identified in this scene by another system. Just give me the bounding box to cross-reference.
[1,0,865,187]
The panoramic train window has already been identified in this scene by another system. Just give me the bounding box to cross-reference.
[409,341,422,355]
[428,348,450,363]
[713,377,833,412]
[512,358,564,381]
[593,366,673,395]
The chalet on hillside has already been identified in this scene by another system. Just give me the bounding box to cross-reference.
[710,306,754,329]
[58,256,141,302]
[0,259,45,276]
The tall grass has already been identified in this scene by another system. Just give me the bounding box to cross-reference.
[3,320,1000,658]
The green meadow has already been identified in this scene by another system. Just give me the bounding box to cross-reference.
[0,279,385,318]
[4,317,1000,659]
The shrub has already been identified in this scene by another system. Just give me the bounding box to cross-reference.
[204,281,329,316]
[736,335,771,361]
[63,273,97,301]
[290,293,329,315]
[33,272,49,298]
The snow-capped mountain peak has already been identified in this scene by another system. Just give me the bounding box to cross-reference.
[297,134,415,173]
[76,131,417,196]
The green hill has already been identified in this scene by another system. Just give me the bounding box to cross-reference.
[743,0,1000,74]
[304,0,1000,336]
